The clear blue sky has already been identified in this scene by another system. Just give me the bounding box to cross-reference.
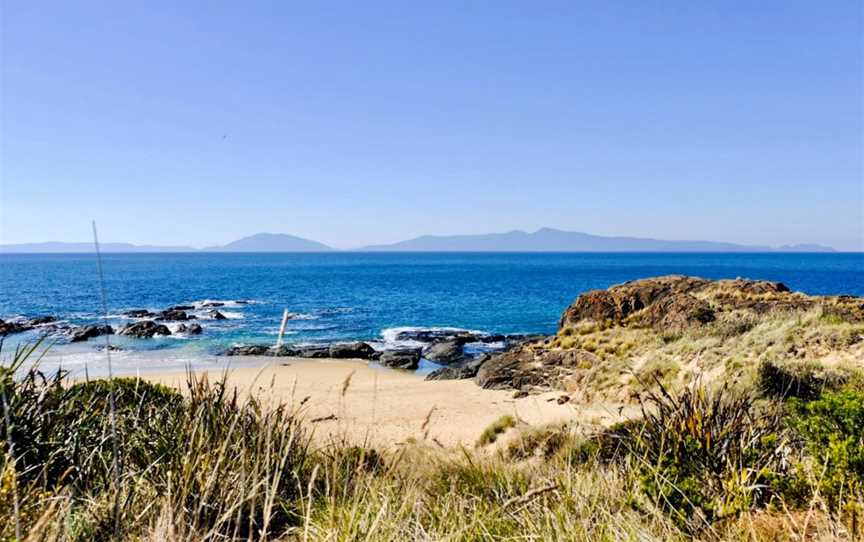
[1,1,862,250]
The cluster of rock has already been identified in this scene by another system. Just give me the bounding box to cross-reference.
[0,315,58,336]
[225,342,424,369]
[0,300,237,343]
[224,330,543,373]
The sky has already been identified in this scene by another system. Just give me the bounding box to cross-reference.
[1,1,862,250]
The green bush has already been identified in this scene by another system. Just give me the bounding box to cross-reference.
[790,390,864,506]
[604,383,789,532]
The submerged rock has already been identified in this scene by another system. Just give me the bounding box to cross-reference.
[379,348,421,370]
[124,309,157,318]
[168,305,195,311]
[208,310,227,320]
[70,324,114,343]
[201,301,225,308]
[118,320,171,338]
[29,316,57,326]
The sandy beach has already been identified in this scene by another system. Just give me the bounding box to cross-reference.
[145,357,635,448]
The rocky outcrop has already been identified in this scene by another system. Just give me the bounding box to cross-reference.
[475,275,864,393]
[329,342,377,359]
[378,348,421,370]
[118,321,171,338]
[422,340,464,364]
[70,324,114,343]
[157,310,195,321]
[209,310,227,320]
[475,346,600,390]
[168,305,195,311]
[201,301,225,308]
[0,319,32,336]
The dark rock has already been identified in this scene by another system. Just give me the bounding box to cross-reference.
[156,310,194,321]
[118,320,171,338]
[175,323,203,335]
[422,340,464,364]
[513,390,529,399]
[0,319,32,336]
[168,305,195,311]
[209,310,227,320]
[479,334,506,343]
[270,345,301,357]
[124,309,157,318]
[295,345,331,358]
[201,301,225,308]
[556,395,570,404]
[504,334,547,347]
[475,346,600,390]
[379,348,421,370]
[235,300,250,305]
[70,324,114,342]
[29,316,57,326]
[329,342,377,359]
[225,344,271,356]
[425,355,488,381]
[96,344,124,352]
[393,329,480,344]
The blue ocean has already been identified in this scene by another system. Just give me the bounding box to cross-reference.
[1,252,862,374]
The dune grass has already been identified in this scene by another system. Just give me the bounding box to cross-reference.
[2,340,864,541]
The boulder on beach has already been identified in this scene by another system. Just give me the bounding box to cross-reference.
[425,354,488,381]
[422,339,464,364]
[225,344,271,356]
[295,345,331,358]
[379,348,421,370]
[70,324,114,343]
[329,342,377,360]
[118,320,171,338]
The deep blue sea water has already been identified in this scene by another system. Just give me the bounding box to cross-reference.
[1,252,862,373]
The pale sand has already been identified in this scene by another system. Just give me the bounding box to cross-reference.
[145,357,638,448]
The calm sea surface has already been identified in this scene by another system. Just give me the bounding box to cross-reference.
[1,252,862,374]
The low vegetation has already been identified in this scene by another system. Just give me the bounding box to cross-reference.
[2,337,864,540]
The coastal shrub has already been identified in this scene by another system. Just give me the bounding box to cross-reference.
[758,360,848,401]
[476,415,517,447]
[606,383,789,532]
[0,343,311,540]
[789,390,864,507]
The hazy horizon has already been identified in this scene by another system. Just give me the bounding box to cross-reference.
[2,1,862,250]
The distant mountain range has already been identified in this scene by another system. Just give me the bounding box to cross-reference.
[357,228,836,253]
[0,229,836,253]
